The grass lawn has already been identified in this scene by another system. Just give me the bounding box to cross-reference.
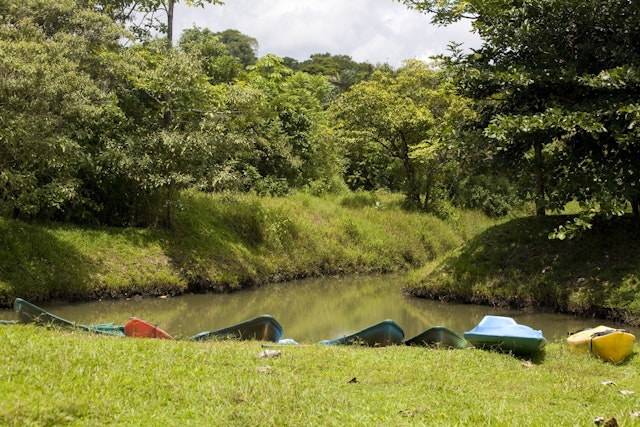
[1,325,638,426]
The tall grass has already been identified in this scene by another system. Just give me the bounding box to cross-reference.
[0,190,481,306]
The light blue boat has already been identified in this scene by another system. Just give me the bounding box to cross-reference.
[463,315,546,355]
[319,319,404,347]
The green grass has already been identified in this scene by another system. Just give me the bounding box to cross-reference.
[405,214,640,325]
[0,190,485,306]
[1,325,639,426]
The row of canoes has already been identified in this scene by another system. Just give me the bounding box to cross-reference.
[5,298,636,362]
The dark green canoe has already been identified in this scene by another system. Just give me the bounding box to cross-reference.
[14,298,125,337]
[191,314,284,342]
[319,319,404,347]
[404,326,467,349]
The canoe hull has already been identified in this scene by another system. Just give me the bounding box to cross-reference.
[405,326,467,349]
[567,326,635,363]
[319,319,404,347]
[124,317,173,340]
[14,298,125,337]
[464,315,546,356]
[191,315,283,342]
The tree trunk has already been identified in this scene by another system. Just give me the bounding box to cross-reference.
[534,141,546,216]
[399,135,421,207]
[163,0,174,127]
[167,0,174,48]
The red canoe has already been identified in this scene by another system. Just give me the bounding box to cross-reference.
[124,317,173,340]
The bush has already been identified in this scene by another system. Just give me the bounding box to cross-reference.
[457,174,523,217]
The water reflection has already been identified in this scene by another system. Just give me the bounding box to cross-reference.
[2,275,638,342]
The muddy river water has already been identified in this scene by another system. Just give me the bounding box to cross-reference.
[2,274,638,342]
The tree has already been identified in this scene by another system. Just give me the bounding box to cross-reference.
[215,29,259,67]
[0,0,126,221]
[398,0,640,236]
[331,60,473,211]
[294,53,374,92]
[179,26,243,83]
[91,0,224,46]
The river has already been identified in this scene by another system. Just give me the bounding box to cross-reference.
[2,274,638,342]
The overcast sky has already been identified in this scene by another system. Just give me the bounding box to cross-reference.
[174,0,481,68]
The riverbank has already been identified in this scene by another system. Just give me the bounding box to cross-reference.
[0,190,489,307]
[2,189,640,327]
[404,214,640,326]
[1,325,638,426]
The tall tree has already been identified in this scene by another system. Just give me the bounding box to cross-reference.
[331,60,473,211]
[0,0,127,221]
[215,29,259,67]
[179,26,243,83]
[398,0,640,236]
[92,0,224,46]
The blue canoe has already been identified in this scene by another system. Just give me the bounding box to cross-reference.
[404,326,467,349]
[463,315,546,355]
[319,319,404,347]
[13,298,125,337]
[191,314,284,342]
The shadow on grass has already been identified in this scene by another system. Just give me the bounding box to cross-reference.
[409,215,640,323]
[0,220,97,307]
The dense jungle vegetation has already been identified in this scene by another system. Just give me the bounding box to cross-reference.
[1,0,640,320]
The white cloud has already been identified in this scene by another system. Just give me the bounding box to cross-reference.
[174,0,481,67]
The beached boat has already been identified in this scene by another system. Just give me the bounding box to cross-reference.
[124,317,173,340]
[404,326,467,349]
[14,298,125,336]
[463,315,546,355]
[319,319,404,347]
[567,326,635,363]
[191,314,283,342]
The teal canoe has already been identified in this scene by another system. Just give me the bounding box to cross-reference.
[463,315,546,355]
[14,298,125,337]
[319,319,404,347]
[191,314,284,342]
[404,326,467,349]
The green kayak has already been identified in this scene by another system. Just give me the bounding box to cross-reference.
[192,315,284,342]
[319,319,404,347]
[14,298,125,337]
[404,326,467,349]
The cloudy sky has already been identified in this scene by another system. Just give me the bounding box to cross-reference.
[174,0,481,67]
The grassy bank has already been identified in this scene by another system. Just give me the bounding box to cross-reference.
[0,190,491,307]
[1,325,638,426]
[404,215,640,326]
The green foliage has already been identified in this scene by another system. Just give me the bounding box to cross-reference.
[291,52,374,92]
[456,174,523,218]
[0,0,126,221]
[178,26,243,83]
[401,0,640,235]
[331,60,475,212]
[215,28,258,67]
[406,214,640,324]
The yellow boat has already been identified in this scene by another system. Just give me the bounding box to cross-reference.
[567,326,635,363]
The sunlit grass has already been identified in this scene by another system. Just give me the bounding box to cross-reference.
[1,190,476,305]
[1,325,638,426]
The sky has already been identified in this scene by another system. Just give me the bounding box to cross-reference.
[173,0,481,68]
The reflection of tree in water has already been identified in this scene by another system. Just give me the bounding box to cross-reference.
[34,275,640,343]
